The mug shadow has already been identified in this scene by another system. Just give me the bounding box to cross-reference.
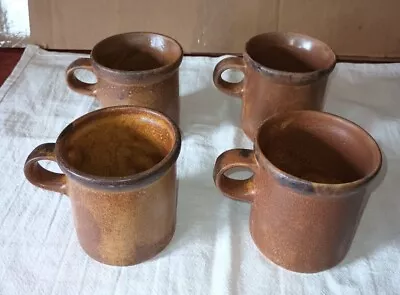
[175,85,250,182]
[325,95,400,266]
[160,176,224,255]
[179,86,242,133]
[158,171,252,261]
[157,84,252,258]
[341,145,396,264]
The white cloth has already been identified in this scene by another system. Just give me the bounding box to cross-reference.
[0,45,399,295]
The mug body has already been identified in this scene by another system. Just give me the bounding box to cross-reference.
[213,110,382,273]
[92,70,180,124]
[24,106,182,266]
[213,32,336,140]
[251,111,382,272]
[67,165,177,266]
[249,172,368,273]
[241,60,329,140]
[66,32,183,124]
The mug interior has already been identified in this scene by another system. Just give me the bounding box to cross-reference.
[92,32,182,71]
[245,32,335,73]
[257,111,381,184]
[58,108,176,178]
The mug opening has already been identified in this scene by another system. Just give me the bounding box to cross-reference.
[256,111,381,187]
[56,106,181,188]
[245,32,336,74]
[91,32,183,72]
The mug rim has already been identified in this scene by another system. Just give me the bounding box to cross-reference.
[55,105,181,190]
[244,32,337,84]
[254,110,382,195]
[90,31,184,77]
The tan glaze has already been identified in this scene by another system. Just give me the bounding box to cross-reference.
[66,32,183,124]
[213,32,336,141]
[24,106,181,266]
[213,110,382,273]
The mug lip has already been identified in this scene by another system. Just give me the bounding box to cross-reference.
[244,32,337,84]
[91,31,184,77]
[254,110,382,195]
[55,105,181,191]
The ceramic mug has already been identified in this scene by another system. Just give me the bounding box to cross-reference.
[213,32,336,140]
[66,32,183,124]
[24,106,181,266]
[213,110,382,273]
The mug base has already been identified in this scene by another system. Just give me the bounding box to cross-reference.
[78,227,176,267]
[249,226,348,274]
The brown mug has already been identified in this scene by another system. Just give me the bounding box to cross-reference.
[24,106,181,266]
[66,32,183,124]
[213,110,382,273]
[213,32,336,140]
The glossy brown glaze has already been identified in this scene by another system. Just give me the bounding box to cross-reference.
[213,32,336,140]
[213,110,382,273]
[66,32,183,124]
[24,106,181,266]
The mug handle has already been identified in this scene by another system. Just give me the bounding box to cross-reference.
[24,143,67,194]
[66,58,97,97]
[213,57,245,97]
[213,148,258,202]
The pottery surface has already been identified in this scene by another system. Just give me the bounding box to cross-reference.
[24,106,182,266]
[213,32,336,140]
[213,110,382,273]
[66,32,183,124]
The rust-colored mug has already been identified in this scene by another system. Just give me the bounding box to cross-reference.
[24,106,181,266]
[213,110,382,273]
[66,32,183,124]
[213,32,336,140]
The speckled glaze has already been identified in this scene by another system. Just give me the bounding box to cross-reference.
[213,111,382,273]
[213,32,336,141]
[66,32,183,124]
[24,106,181,266]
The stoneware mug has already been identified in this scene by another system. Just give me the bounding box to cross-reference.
[213,32,336,140]
[213,110,382,273]
[66,32,183,124]
[24,106,181,266]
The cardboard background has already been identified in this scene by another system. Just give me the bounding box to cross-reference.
[28,0,400,59]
